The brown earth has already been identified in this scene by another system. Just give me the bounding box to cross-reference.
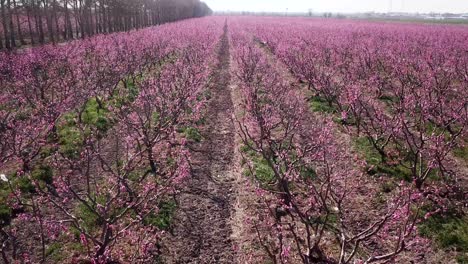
[161,25,237,264]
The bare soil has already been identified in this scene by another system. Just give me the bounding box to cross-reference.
[161,26,237,263]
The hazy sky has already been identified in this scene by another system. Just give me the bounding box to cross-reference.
[204,0,468,13]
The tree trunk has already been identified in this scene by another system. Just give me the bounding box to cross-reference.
[89,1,93,35]
[84,0,92,37]
[36,0,45,43]
[107,3,112,33]
[13,0,26,45]
[77,0,84,38]
[1,0,11,49]
[107,3,113,33]
[85,0,90,36]
[6,0,16,47]
[94,0,99,33]
[0,28,3,49]
[101,1,106,33]
[62,0,68,39]
[64,0,73,39]
[53,0,60,42]
[22,0,35,45]
[43,0,55,43]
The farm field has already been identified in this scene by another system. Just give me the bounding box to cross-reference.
[0,16,467,263]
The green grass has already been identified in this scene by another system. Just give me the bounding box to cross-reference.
[353,137,412,181]
[456,255,468,264]
[0,203,12,227]
[17,175,35,194]
[419,213,468,253]
[252,158,276,186]
[311,212,338,226]
[197,89,212,101]
[0,166,55,227]
[240,143,316,189]
[196,116,207,126]
[31,165,54,184]
[178,126,203,142]
[300,166,317,181]
[75,201,101,234]
[425,121,457,141]
[454,145,468,164]
[144,200,177,230]
[309,96,337,114]
[354,137,382,165]
[424,121,467,164]
[81,98,112,134]
[125,79,139,101]
[240,144,276,188]
[0,171,38,227]
[40,145,57,159]
[378,95,398,111]
[111,78,140,107]
[378,94,397,103]
[0,181,11,220]
[380,181,397,193]
[46,242,66,262]
[58,98,113,158]
[71,194,110,238]
[57,113,84,158]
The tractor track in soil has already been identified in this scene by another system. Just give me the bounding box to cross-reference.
[161,25,237,263]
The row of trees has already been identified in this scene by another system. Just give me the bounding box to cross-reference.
[0,0,212,50]
[0,18,222,262]
[229,17,466,263]
[252,18,467,191]
[230,23,426,263]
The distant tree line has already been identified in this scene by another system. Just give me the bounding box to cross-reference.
[0,0,212,50]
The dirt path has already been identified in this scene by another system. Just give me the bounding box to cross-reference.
[162,25,236,263]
